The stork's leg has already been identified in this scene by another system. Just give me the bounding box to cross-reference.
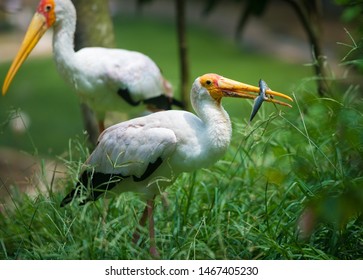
[147,198,159,258]
[132,198,159,258]
[132,203,149,244]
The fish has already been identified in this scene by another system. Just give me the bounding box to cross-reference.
[249,79,270,122]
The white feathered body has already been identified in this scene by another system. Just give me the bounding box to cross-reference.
[51,0,172,120]
[86,104,231,199]
[56,47,169,117]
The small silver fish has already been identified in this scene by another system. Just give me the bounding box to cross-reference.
[249,79,270,122]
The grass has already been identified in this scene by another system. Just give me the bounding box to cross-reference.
[0,17,362,260]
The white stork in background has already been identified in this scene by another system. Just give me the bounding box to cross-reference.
[2,0,183,132]
[60,73,293,258]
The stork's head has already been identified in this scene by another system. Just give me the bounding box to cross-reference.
[35,0,57,28]
[192,73,293,109]
[2,0,76,95]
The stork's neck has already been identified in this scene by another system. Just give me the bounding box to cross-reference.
[52,11,77,79]
[197,98,232,152]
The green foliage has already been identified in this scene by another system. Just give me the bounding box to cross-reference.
[335,0,363,24]
[335,1,363,73]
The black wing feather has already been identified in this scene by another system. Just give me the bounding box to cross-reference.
[60,157,163,207]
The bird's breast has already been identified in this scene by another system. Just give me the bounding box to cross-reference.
[166,114,231,173]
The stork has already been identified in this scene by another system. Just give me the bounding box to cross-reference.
[60,73,293,257]
[2,0,183,132]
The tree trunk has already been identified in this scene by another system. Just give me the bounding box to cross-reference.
[176,0,190,110]
[284,0,330,97]
[71,0,116,145]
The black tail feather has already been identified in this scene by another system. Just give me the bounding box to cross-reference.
[60,171,127,207]
[143,95,185,110]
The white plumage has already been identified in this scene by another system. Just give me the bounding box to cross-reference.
[2,0,182,132]
[60,73,293,257]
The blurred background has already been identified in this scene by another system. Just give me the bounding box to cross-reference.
[0,0,362,257]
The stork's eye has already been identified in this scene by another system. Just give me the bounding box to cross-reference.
[45,4,52,12]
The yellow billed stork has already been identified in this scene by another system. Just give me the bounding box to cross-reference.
[60,73,293,257]
[2,0,182,132]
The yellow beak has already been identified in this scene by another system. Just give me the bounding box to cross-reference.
[216,75,293,107]
[2,12,49,95]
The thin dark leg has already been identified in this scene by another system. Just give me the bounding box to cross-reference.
[147,199,159,258]
[132,203,149,244]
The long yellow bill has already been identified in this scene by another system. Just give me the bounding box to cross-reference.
[2,12,49,95]
[215,75,293,107]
